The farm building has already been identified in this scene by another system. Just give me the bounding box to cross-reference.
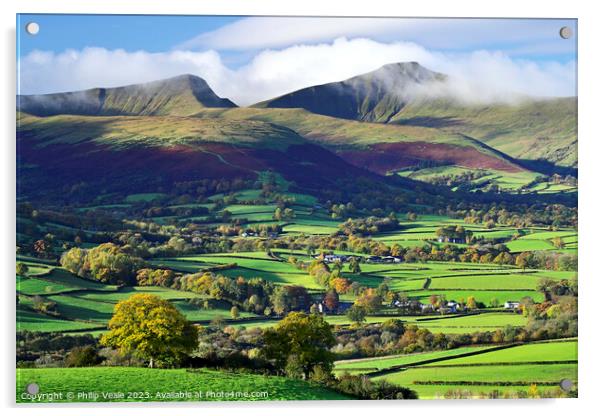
[446,301,460,313]
[382,256,403,263]
[504,301,521,309]
[315,301,352,314]
[437,237,464,244]
[316,254,348,263]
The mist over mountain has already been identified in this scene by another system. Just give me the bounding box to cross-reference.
[17,74,237,117]
[251,62,576,167]
[254,62,448,122]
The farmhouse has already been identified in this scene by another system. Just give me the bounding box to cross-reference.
[367,256,383,263]
[421,303,435,312]
[437,237,464,244]
[382,256,402,263]
[315,254,348,263]
[446,301,460,313]
[315,301,352,314]
[392,299,422,309]
[504,301,521,309]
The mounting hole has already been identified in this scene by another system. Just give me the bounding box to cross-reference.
[559,378,574,391]
[559,26,572,39]
[26,383,39,395]
[25,22,40,36]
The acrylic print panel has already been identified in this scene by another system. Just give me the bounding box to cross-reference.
[16,14,577,403]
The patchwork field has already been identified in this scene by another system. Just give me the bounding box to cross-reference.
[16,185,577,401]
[16,260,259,332]
[397,165,576,195]
[370,340,577,399]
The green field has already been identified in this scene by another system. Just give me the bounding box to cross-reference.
[372,340,577,399]
[377,363,575,387]
[18,283,254,331]
[17,367,348,402]
[411,313,527,332]
[124,193,166,203]
[222,312,526,334]
[17,267,120,295]
[428,273,543,290]
[335,345,494,374]
[16,306,105,332]
[396,166,546,193]
[423,340,577,365]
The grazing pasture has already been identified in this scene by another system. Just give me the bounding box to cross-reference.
[16,306,104,332]
[334,346,494,374]
[17,267,119,295]
[372,340,577,398]
[16,367,348,402]
[423,340,577,365]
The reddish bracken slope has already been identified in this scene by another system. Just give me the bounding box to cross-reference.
[338,142,522,175]
[17,135,379,197]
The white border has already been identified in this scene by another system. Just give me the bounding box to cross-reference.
[2,1,600,415]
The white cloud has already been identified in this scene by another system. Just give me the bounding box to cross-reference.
[18,47,231,96]
[176,17,577,54]
[18,38,576,106]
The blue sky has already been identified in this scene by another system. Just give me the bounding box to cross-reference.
[18,15,235,56]
[17,14,577,104]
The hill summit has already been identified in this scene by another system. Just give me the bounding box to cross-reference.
[254,62,446,122]
[17,74,237,117]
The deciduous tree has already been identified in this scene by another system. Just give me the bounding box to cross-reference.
[101,294,198,368]
[262,312,335,379]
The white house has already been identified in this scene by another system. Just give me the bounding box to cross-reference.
[446,301,460,313]
[504,301,520,309]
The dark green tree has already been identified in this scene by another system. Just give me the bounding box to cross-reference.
[262,312,335,379]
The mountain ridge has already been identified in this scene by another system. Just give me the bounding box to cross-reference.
[253,62,446,123]
[17,74,237,117]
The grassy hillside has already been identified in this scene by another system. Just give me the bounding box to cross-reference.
[390,97,577,167]
[191,107,524,175]
[17,74,236,117]
[17,367,348,402]
[17,112,303,151]
[251,62,576,168]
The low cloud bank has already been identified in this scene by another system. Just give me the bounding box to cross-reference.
[19,38,575,106]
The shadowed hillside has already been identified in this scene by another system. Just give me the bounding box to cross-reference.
[254,62,446,123]
[16,112,384,199]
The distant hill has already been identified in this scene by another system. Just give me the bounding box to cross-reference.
[16,112,382,199]
[16,69,576,201]
[254,62,577,167]
[254,62,445,123]
[390,97,577,167]
[190,107,524,175]
[17,74,237,117]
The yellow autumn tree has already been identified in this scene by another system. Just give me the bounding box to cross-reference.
[466,296,477,310]
[101,294,198,368]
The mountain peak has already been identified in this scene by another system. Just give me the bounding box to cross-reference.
[253,62,446,122]
[374,61,443,78]
[18,74,236,117]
